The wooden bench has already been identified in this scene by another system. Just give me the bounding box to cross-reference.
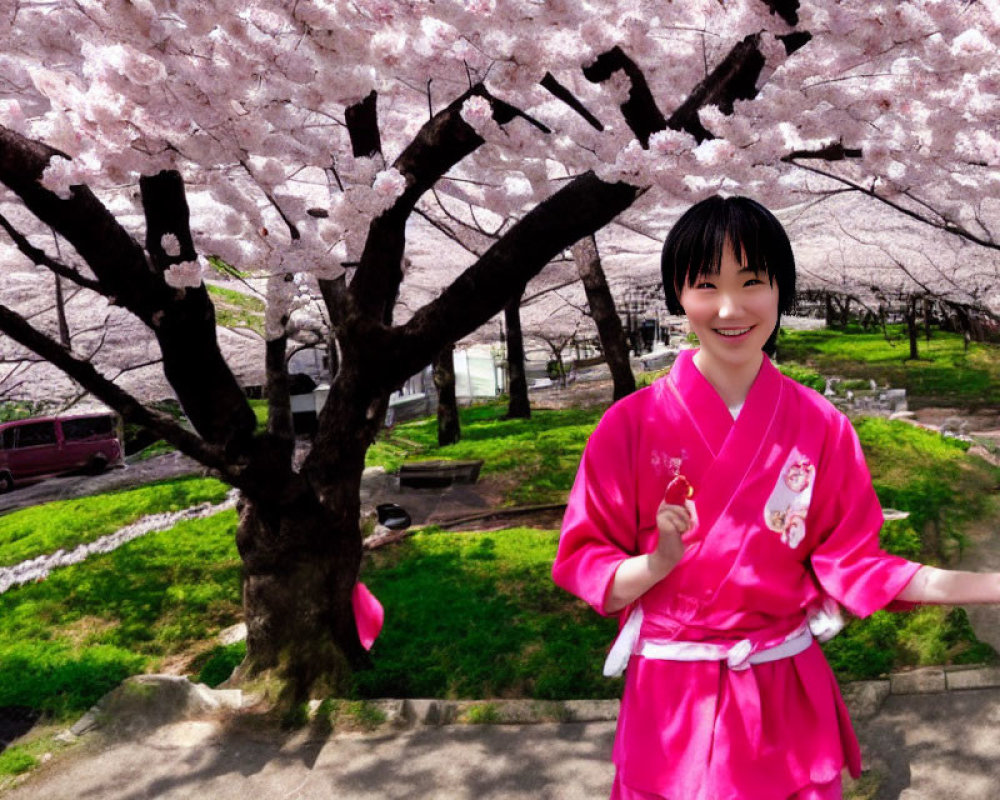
[399,459,484,488]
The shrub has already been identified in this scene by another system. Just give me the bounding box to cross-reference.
[195,642,246,687]
[777,364,825,392]
[0,748,37,777]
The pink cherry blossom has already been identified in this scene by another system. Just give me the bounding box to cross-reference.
[0,0,997,350]
[163,260,205,289]
[160,234,182,257]
[372,167,408,201]
[460,96,494,129]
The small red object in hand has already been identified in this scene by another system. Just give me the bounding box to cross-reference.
[663,474,694,505]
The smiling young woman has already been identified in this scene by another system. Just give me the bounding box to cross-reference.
[553,195,1000,800]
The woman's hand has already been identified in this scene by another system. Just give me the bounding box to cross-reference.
[650,501,691,576]
[604,501,692,615]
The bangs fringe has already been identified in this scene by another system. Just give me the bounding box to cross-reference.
[661,196,795,318]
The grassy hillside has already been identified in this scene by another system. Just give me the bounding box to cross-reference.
[777,325,1000,408]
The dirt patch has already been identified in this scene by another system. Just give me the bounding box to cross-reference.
[529,378,617,411]
[911,407,1000,433]
[61,616,120,649]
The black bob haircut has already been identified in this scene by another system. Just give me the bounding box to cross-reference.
[660,195,796,356]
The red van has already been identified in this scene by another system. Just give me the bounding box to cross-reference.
[0,413,125,492]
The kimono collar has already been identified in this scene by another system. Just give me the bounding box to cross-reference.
[666,348,782,457]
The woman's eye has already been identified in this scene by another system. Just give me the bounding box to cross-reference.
[694,281,715,290]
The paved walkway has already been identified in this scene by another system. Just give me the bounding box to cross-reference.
[6,674,1000,800]
[854,688,1000,799]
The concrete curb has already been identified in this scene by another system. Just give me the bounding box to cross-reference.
[60,666,1000,740]
[299,666,1000,732]
[360,666,1000,730]
[295,697,623,732]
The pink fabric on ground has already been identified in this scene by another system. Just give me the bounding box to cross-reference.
[351,581,384,650]
[553,350,921,799]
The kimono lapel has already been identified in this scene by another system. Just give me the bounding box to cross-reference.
[664,350,784,549]
[664,350,733,458]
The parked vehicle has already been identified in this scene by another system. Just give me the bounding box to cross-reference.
[0,413,125,492]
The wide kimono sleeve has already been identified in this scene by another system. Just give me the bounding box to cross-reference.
[552,401,639,617]
[808,410,922,618]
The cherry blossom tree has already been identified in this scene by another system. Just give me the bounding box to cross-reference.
[784,193,1000,356]
[1,0,999,698]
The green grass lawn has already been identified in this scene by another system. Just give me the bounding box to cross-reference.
[0,510,242,719]
[207,284,265,336]
[0,477,231,568]
[355,527,621,700]
[367,403,605,505]
[777,325,1000,408]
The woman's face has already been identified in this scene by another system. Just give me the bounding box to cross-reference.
[678,240,779,374]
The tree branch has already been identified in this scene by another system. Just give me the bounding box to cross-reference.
[666,34,766,143]
[0,126,167,320]
[138,170,259,448]
[583,46,667,146]
[385,171,639,388]
[348,83,516,322]
[540,72,604,132]
[0,211,104,294]
[786,158,1000,251]
[785,142,862,161]
[264,334,295,466]
[759,0,801,28]
[0,129,257,451]
[0,300,237,479]
[344,90,382,158]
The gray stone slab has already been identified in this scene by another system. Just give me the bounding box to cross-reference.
[560,699,620,723]
[841,680,890,719]
[945,667,1000,691]
[890,668,947,695]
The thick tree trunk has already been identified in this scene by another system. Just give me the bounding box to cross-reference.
[433,343,460,446]
[553,351,567,388]
[571,235,635,400]
[825,293,835,327]
[955,305,972,351]
[504,291,531,419]
[235,351,383,700]
[234,479,367,701]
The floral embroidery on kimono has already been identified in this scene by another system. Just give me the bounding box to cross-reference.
[764,452,816,549]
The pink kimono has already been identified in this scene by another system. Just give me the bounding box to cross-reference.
[552,349,921,800]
